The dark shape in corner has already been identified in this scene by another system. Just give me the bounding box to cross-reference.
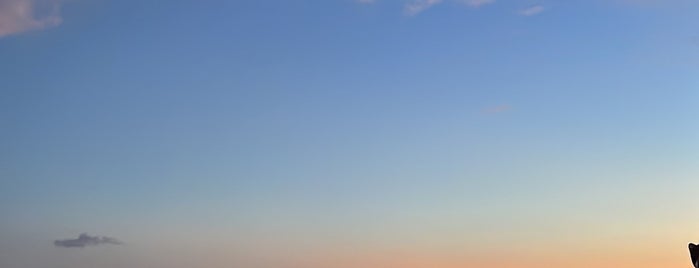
[690,243,699,268]
[54,233,122,248]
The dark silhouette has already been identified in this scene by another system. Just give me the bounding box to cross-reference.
[690,243,699,268]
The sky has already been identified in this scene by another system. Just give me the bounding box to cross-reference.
[1,0,698,267]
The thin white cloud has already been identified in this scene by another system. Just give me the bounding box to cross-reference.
[617,0,669,6]
[518,5,545,16]
[462,0,495,8]
[404,0,443,16]
[0,0,63,38]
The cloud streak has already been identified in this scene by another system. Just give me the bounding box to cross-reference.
[463,0,495,8]
[404,0,443,16]
[690,35,699,47]
[353,0,498,16]
[0,0,63,38]
[54,234,123,248]
[518,5,545,16]
[483,104,512,114]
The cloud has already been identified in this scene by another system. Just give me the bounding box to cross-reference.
[0,0,63,38]
[462,0,495,8]
[691,35,699,47]
[404,0,443,16]
[616,0,678,6]
[482,104,512,114]
[54,233,123,248]
[518,5,545,16]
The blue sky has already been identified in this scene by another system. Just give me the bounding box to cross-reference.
[1,1,698,268]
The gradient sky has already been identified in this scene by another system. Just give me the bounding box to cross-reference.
[1,0,698,268]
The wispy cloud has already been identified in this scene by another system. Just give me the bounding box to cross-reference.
[404,0,443,16]
[54,233,123,248]
[616,0,681,7]
[482,104,512,114]
[362,0,493,16]
[0,0,63,38]
[462,0,495,8]
[518,5,545,16]
[691,35,699,47]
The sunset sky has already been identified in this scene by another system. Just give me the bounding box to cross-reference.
[1,0,698,268]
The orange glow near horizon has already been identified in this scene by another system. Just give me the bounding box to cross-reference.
[219,239,693,268]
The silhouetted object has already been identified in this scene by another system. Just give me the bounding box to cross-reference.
[690,243,699,268]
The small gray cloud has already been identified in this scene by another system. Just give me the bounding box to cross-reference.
[690,35,699,47]
[54,233,123,248]
[482,104,512,114]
